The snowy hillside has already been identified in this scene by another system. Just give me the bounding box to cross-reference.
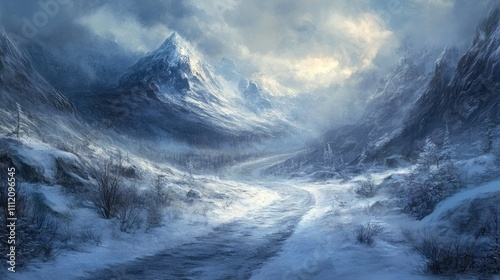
[372,8,500,160]
[0,31,87,144]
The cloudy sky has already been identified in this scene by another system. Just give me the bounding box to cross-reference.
[0,0,497,96]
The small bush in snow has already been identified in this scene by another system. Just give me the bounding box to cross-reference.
[115,187,143,233]
[412,234,478,275]
[145,175,172,229]
[89,158,146,232]
[474,206,500,274]
[352,221,384,245]
[77,229,102,246]
[398,161,463,219]
[409,212,500,277]
[90,158,124,219]
[355,179,376,198]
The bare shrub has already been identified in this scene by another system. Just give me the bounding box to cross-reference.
[116,187,143,233]
[89,158,145,232]
[401,226,421,244]
[412,234,478,275]
[408,207,500,276]
[89,159,123,219]
[475,206,500,274]
[13,193,66,264]
[77,229,102,246]
[37,217,62,260]
[352,221,384,245]
[355,179,376,198]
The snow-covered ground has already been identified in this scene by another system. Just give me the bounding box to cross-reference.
[6,174,283,279]
[4,143,500,279]
[252,171,434,280]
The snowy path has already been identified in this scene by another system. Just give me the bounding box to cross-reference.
[84,182,314,280]
[8,154,442,280]
[83,154,316,279]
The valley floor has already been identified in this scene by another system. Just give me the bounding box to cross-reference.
[5,154,500,280]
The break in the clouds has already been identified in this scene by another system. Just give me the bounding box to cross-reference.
[76,0,396,94]
[0,0,497,95]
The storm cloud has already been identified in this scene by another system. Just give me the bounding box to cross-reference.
[0,0,497,96]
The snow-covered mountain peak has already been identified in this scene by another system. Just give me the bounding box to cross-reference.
[159,32,183,51]
[110,32,294,144]
[152,32,203,71]
[118,32,210,92]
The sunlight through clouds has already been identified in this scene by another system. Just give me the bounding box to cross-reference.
[243,11,394,94]
[11,0,491,99]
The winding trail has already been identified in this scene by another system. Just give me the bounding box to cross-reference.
[84,154,315,280]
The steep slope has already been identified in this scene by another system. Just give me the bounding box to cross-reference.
[368,8,500,160]
[0,30,77,137]
[0,30,90,185]
[87,33,290,146]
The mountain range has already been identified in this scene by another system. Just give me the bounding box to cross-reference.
[81,33,292,146]
[0,8,498,163]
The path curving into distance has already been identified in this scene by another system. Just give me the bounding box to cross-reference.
[84,154,315,280]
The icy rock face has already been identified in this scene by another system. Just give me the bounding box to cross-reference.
[358,8,500,161]
[388,9,500,153]
[412,10,499,128]
[447,8,500,121]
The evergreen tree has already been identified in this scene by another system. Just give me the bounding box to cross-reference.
[483,117,496,154]
[418,137,438,171]
[440,125,453,164]
[323,143,333,167]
